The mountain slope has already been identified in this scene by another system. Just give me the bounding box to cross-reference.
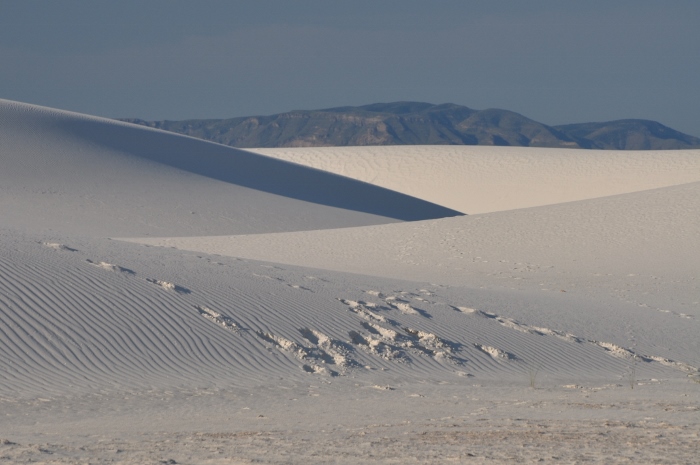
[122,102,700,150]
[554,119,700,150]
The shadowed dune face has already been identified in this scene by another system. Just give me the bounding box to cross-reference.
[0,99,461,237]
[54,116,464,221]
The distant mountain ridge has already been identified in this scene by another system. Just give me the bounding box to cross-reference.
[122,102,700,150]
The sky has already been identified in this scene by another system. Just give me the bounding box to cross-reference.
[1,0,699,136]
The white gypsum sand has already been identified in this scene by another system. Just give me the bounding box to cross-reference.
[1,99,699,464]
[250,145,700,214]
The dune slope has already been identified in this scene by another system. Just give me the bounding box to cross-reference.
[0,99,460,237]
[3,228,696,400]
[125,182,700,371]
[251,145,700,214]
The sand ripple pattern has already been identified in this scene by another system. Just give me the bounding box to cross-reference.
[0,233,697,397]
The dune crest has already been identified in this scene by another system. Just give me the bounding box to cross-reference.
[0,99,460,237]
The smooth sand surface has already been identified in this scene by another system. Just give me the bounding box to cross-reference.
[1,99,698,463]
[0,99,459,236]
[252,145,700,214]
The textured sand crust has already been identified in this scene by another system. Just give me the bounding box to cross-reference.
[0,99,698,463]
[2,381,699,464]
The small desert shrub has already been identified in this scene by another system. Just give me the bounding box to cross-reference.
[627,355,638,390]
[525,363,541,389]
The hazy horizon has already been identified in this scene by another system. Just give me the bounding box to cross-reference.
[2,0,699,136]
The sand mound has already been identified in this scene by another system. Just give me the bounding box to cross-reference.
[142,181,700,292]
[252,145,700,213]
[0,99,459,236]
[3,228,695,400]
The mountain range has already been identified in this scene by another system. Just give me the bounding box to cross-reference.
[123,102,700,150]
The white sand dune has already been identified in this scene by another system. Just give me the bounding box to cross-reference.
[6,229,678,396]
[1,99,699,463]
[0,99,459,236]
[126,182,700,377]
[252,145,700,214]
[133,181,700,307]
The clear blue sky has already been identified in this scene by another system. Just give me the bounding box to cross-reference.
[2,0,699,136]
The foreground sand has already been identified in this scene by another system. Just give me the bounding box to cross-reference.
[0,99,698,463]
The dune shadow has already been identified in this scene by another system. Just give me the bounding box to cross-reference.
[65,118,464,221]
